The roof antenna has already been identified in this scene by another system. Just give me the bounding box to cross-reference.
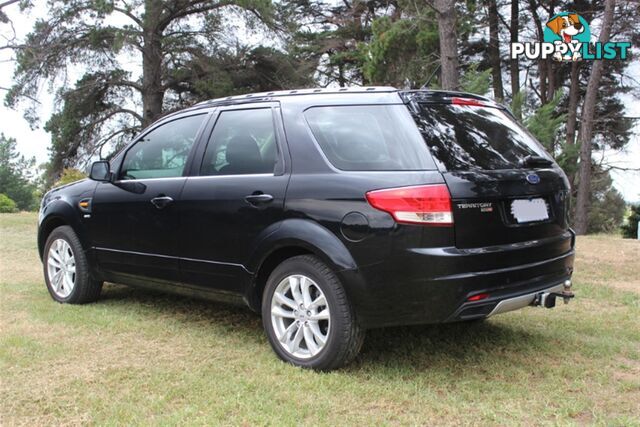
[420,64,440,90]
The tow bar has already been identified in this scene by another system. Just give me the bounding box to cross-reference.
[533,280,574,308]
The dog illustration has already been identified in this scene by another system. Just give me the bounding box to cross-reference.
[546,14,585,61]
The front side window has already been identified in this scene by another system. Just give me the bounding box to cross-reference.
[304,105,436,171]
[200,108,277,176]
[119,114,206,180]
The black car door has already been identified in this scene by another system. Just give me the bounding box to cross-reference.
[179,104,289,294]
[90,112,209,285]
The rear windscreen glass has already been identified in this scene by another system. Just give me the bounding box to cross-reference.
[304,105,436,171]
[411,103,551,171]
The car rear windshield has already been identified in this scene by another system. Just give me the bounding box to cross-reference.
[411,103,551,171]
[304,105,436,171]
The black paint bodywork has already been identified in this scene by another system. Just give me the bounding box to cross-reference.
[38,88,575,329]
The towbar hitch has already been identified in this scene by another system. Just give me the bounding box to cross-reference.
[533,280,574,308]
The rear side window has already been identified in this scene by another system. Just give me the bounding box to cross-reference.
[412,103,550,171]
[304,105,436,171]
[200,108,277,176]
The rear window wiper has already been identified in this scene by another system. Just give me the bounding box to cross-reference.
[519,155,553,168]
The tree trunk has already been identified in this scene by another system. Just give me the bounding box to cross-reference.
[435,0,459,90]
[546,61,556,99]
[566,62,580,147]
[574,0,616,235]
[545,1,557,102]
[337,63,346,87]
[509,0,520,101]
[141,0,165,127]
[0,0,20,10]
[547,1,560,100]
[565,62,580,187]
[487,0,504,100]
[527,1,547,103]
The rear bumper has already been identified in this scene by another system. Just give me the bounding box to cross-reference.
[488,283,565,316]
[343,231,575,329]
[446,281,569,321]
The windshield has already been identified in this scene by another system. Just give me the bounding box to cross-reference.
[410,103,551,171]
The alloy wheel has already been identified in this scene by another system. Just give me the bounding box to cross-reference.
[270,274,331,359]
[47,238,76,298]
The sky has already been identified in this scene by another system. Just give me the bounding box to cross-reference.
[1,2,638,202]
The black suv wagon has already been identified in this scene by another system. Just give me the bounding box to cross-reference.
[38,87,575,370]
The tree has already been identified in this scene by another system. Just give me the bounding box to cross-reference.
[485,0,503,100]
[565,62,580,145]
[5,0,639,230]
[525,0,550,104]
[0,134,37,211]
[6,0,278,179]
[460,64,492,95]
[0,0,20,23]
[166,45,315,102]
[524,93,566,152]
[40,45,314,183]
[584,167,626,234]
[42,71,142,182]
[360,13,439,87]
[508,0,520,103]
[434,0,459,90]
[355,1,482,89]
[621,205,640,239]
[504,0,636,232]
[53,168,87,188]
[8,0,274,124]
[574,0,616,235]
[0,193,18,213]
[282,0,397,87]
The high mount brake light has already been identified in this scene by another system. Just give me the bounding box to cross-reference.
[365,184,453,226]
[451,97,487,107]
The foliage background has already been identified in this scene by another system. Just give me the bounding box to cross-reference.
[0,0,638,233]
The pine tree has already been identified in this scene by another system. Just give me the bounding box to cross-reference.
[0,134,37,211]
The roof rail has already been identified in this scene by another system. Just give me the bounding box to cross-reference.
[196,86,399,106]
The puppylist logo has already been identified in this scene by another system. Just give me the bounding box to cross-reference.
[511,12,631,62]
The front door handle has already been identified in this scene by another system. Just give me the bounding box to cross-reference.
[150,196,174,209]
[245,194,274,206]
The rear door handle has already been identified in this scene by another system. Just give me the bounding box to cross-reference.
[150,196,174,209]
[245,194,274,206]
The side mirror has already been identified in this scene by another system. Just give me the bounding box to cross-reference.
[89,160,111,182]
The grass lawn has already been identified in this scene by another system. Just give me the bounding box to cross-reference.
[1,212,639,425]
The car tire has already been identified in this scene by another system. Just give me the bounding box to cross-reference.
[262,255,365,370]
[43,225,103,304]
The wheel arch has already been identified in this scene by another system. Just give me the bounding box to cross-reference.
[38,200,86,260]
[245,219,358,312]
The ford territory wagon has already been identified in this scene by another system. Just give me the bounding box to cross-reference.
[38,87,575,370]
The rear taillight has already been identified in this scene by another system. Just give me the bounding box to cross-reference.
[365,184,453,226]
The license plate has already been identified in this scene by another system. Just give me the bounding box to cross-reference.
[510,198,549,223]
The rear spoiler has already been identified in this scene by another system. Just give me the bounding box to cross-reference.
[399,90,503,109]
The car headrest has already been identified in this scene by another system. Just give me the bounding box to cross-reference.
[225,136,262,166]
